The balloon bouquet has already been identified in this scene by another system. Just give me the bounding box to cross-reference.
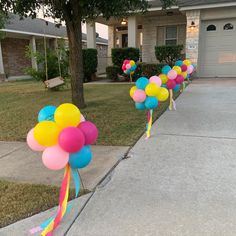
[122,59,137,82]
[130,76,169,139]
[160,59,195,111]
[27,103,98,236]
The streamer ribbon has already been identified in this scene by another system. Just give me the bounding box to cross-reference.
[30,165,80,236]
[146,109,153,139]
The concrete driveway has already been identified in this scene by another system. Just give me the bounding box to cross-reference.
[66,78,236,236]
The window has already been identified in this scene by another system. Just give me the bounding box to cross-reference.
[165,26,177,45]
[224,23,234,30]
[207,24,216,31]
[122,34,128,48]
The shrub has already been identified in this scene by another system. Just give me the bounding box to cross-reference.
[155,45,183,66]
[141,63,164,78]
[106,65,122,81]
[83,48,98,82]
[112,47,140,68]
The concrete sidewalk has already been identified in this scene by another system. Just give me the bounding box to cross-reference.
[66,79,236,236]
[0,143,129,191]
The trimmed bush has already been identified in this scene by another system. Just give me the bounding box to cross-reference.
[83,48,98,82]
[155,45,183,66]
[112,47,140,68]
[106,65,122,81]
[141,63,164,78]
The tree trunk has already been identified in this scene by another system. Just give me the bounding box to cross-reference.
[66,17,85,108]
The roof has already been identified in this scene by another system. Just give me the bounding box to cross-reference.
[2,14,108,45]
[149,0,236,8]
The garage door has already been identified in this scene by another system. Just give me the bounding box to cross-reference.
[199,19,236,77]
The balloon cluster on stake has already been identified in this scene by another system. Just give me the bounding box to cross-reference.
[122,59,137,82]
[27,103,98,236]
[130,76,169,139]
[160,59,195,111]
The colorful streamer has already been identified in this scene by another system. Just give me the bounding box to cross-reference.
[146,109,153,139]
[30,165,80,236]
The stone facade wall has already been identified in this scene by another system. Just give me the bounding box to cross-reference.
[142,14,187,63]
[1,37,31,77]
[185,10,201,65]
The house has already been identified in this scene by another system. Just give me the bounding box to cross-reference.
[94,0,236,78]
[0,15,108,80]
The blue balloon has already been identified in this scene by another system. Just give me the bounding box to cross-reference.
[38,106,56,122]
[173,84,181,92]
[69,146,92,169]
[136,77,149,90]
[145,97,159,109]
[135,102,146,110]
[161,65,172,75]
[132,64,137,71]
[175,60,183,67]
[161,84,167,89]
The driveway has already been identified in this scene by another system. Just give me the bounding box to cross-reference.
[66,78,236,236]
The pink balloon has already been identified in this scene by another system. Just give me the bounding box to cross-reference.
[42,145,69,170]
[124,59,129,64]
[149,76,162,87]
[175,75,184,84]
[133,89,146,103]
[126,64,131,70]
[167,70,178,80]
[78,121,98,145]
[27,128,46,152]
[167,80,176,89]
[122,65,126,71]
[181,64,188,72]
[187,65,194,74]
[80,114,86,122]
[59,127,85,153]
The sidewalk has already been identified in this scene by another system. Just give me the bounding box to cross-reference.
[0,143,129,191]
[2,79,236,235]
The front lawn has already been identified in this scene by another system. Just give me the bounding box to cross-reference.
[0,80,176,146]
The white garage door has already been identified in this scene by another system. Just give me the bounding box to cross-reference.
[199,19,236,77]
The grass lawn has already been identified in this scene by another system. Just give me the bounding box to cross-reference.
[0,80,182,227]
[0,80,178,146]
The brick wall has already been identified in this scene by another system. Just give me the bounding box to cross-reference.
[1,37,31,77]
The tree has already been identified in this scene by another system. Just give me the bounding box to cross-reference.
[0,12,7,40]
[0,0,175,108]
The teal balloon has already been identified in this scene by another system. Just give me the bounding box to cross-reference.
[145,97,158,109]
[135,102,146,110]
[161,84,167,89]
[69,146,92,169]
[175,60,183,67]
[173,84,181,92]
[38,106,56,122]
[161,65,171,75]
[136,77,149,90]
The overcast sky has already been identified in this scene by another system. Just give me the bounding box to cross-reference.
[38,10,108,39]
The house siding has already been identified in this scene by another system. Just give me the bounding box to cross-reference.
[142,14,187,63]
[2,37,31,77]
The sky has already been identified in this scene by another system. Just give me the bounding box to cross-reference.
[37,10,108,39]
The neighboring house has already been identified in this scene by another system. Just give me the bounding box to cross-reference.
[96,0,236,78]
[0,15,108,80]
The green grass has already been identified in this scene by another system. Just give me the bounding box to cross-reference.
[0,80,177,146]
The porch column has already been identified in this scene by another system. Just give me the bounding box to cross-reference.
[0,41,4,75]
[128,16,137,48]
[86,21,96,48]
[108,25,115,57]
[30,36,38,71]
[186,10,201,65]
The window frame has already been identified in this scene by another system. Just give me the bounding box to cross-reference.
[223,23,234,31]
[206,24,216,31]
[165,25,178,46]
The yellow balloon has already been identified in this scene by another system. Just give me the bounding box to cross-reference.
[183,59,191,66]
[54,103,81,128]
[159,74,168,84]
[145,83,160,97]
[34,121,60,147]
[156,88,169,102]
[181,71,188,79]
[130,86,137,98]
[130,60,135,66]
[173,66,182,75]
